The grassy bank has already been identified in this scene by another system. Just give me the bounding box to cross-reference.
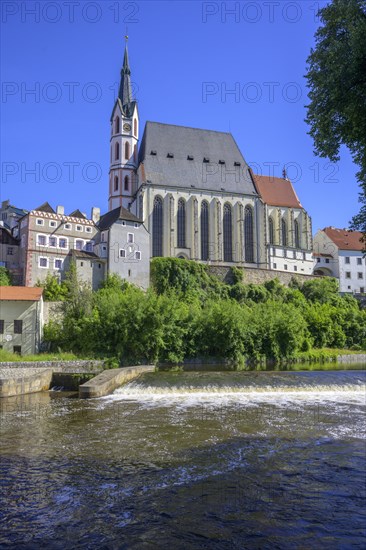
[0,350,87,363]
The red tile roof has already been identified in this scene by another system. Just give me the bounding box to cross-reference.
[0,286,43,301]
[253,174,302,208]
[323,227,364,251]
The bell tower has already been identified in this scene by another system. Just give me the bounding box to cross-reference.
[109,37,139,211]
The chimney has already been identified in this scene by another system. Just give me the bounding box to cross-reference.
[56,205,64,215]
[91,207,100,223]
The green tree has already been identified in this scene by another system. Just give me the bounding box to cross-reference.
[305,0,366,236]
[36,274,68,301]
[0,266,12,286]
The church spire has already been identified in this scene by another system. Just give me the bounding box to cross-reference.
[118,37,133,108]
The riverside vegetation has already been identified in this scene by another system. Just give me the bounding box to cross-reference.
[40,258,366,367]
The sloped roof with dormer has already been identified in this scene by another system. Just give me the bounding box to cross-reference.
[138,121,257,195]
[323,227,364,251]
[98,206,142,230]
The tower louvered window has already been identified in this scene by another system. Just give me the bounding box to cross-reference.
[177,198,186,248]
[244,206,254,263]
[294,219,300,248]
[281,219,287,246]
[115,142,120,160]
[124,176,129,191]
[115,117,120,134]
[201,201,209,260]
[223,203,233,262]
[269,217,274,245]
[152,196,163,257]
[114,176,118,191]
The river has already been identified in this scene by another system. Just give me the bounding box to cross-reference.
[1,366,365,548]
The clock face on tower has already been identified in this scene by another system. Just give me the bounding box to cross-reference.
[123,123,131,131]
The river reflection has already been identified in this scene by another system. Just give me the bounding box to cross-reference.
[1,368,365,548]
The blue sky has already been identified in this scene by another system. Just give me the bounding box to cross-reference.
[1,0,359,232]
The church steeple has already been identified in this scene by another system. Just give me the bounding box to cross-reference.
[108,37,139,212]
[118,39,133,109]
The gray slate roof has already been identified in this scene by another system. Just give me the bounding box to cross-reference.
[138,122,258,195]
[98,206,142,230]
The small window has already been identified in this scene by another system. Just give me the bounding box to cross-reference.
[39,257,48,268]
[325,259,330,264]
[167,153,174,158]
[348,285,351,289]
[7,247,13,255]
[128,269,131,277]
[102,246,107,251]
[120,249,126,258]
[49,236,57,247]
[85,242,93,252]
[124,176,129,191]
[357,258,362,265]
[59,238,67,249]
[0,320,4,334]
[294,266,297,271]
[98,263,101,268]
[55,259,62,270]
[234,161,241,167]
[135,251,141,260]
[284,264,288,270]
[360,287,365,293]
[75,240,83,251]
[134,223,138,228]
[203,157,210,163]
[14,320,23,334]
[76,225,82,232]
[85,227,92,233]
[64,223,71,230]
[150,150,157,156]
[49,220,57,228]
[37,235,47,246]
[345,272,351,279]
[114,176,119,192]
[358,272,363,279]
[127,233,134,243]
[36,219,44,226]
[80,261,84,267]
[187,155,194,160]
[125,141,130,160]
[13,346,21,355]
[218,160,225,165]
[273,263,277,269]
[122,221,126,227]
[345,257,350,264]
[317,258,320,263]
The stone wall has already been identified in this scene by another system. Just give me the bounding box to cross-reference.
[0,369,53,398]
[337,354,366,363]
[208,265,317,286]
[0,360,104,374]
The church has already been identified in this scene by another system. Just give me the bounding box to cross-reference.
[106,42,314,279]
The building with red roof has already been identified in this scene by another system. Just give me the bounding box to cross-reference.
[313,227,365,294]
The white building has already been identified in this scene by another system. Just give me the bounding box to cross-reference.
[313,227,365,294]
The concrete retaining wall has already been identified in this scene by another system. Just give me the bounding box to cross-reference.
[0,360,104,374]
[79,365,155,398]
[0,369,53,398]
[337,354,366,363]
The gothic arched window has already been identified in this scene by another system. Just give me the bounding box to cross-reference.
[114,176,118,192]
[124,176,129,191]
[294,219,300,248]
[177,198,186,248]
[281,218,287,247]
[201,200,209,260]
[125,141,130,160]
[134,118,137,136]
[134,144,138,163]
[152,196,163,257]
[115,142,120,160]
[115,117,120,134]
[223,203,233,262]
[244,205,254,262]
[268,217,274,245]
